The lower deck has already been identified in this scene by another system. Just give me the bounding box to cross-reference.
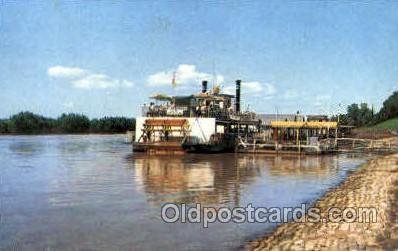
[133,141,185,155]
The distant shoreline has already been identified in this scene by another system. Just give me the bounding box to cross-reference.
[0,132,128,136]
[0,112,135,135]
[247,153,398,250]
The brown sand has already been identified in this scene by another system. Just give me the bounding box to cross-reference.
[247,153,398,251]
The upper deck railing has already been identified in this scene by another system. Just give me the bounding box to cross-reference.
[142,104,233,120]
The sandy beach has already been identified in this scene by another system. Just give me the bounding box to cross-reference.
[247,153,398,250]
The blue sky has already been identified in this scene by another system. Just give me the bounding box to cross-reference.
[1,0,397,118]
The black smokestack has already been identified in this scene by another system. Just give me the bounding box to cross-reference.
[235,80,241,113]
[202,80,208,93]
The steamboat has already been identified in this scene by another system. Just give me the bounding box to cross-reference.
[133,80,261,154]
[133,80,341,154]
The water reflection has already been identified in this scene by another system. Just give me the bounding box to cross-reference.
[132,154,342,206]
[134,154,251,205]
[8,138,46,156]
[262,155,339,177]
[56,140,92,154]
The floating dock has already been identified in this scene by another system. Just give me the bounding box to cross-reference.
[237,120,339,154]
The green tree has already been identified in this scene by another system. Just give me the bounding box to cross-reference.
[89,117,135,133]
[377,91,398,122]
[0,119,9,133]
[346,103,360,126]
[8,111,54,133]
[344,103,373,127]
[57,113,90,133]
[0,111,135,134]
[358,103,373,126]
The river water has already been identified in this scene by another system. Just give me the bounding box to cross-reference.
[0,135,370,250]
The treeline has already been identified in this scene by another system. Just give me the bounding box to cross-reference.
[340,91,398,127]
[0,112,135,134]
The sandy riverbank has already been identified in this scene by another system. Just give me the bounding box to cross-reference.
[247,153,398,250]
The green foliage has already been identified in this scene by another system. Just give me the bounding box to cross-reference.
[377,91,398,122]
[0,111,135,134]
[7,111,55,133]
[373,117,398,129]
[90,117,135,133]
[0,119,9,133]
[341,90,397,127]
[342,103,374,127]
[57,113,90,133]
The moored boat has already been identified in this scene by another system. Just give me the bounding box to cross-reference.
[133,80,261,154]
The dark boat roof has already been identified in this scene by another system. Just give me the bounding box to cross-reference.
[151,93,235,102]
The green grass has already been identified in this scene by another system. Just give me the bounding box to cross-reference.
[373,117,398,129]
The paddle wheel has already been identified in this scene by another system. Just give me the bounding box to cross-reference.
[134,118,190,154]
[137,118,190,143]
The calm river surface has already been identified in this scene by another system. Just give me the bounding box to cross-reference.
[0,135,371,250]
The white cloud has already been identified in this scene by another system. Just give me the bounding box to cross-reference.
[283,89,299,99]
[147,64,223,87]
[62,102,74,108]
[223,86,235,95]
[72,74,134,89]
[244,81,263,93]
[47,66,87,78]
[146,64,276,99]
[215,75,224,85]
[223,81,276,97]
[121,80,134,88]
[48,65,134,90]
[263,83,277,96]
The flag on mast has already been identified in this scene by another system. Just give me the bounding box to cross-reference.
[171,71,177,88]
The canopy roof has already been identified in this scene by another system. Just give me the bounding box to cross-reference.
[150,93,173,101]
[270,121,338,129]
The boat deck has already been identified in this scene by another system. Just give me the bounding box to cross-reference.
[133,141,185,155]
